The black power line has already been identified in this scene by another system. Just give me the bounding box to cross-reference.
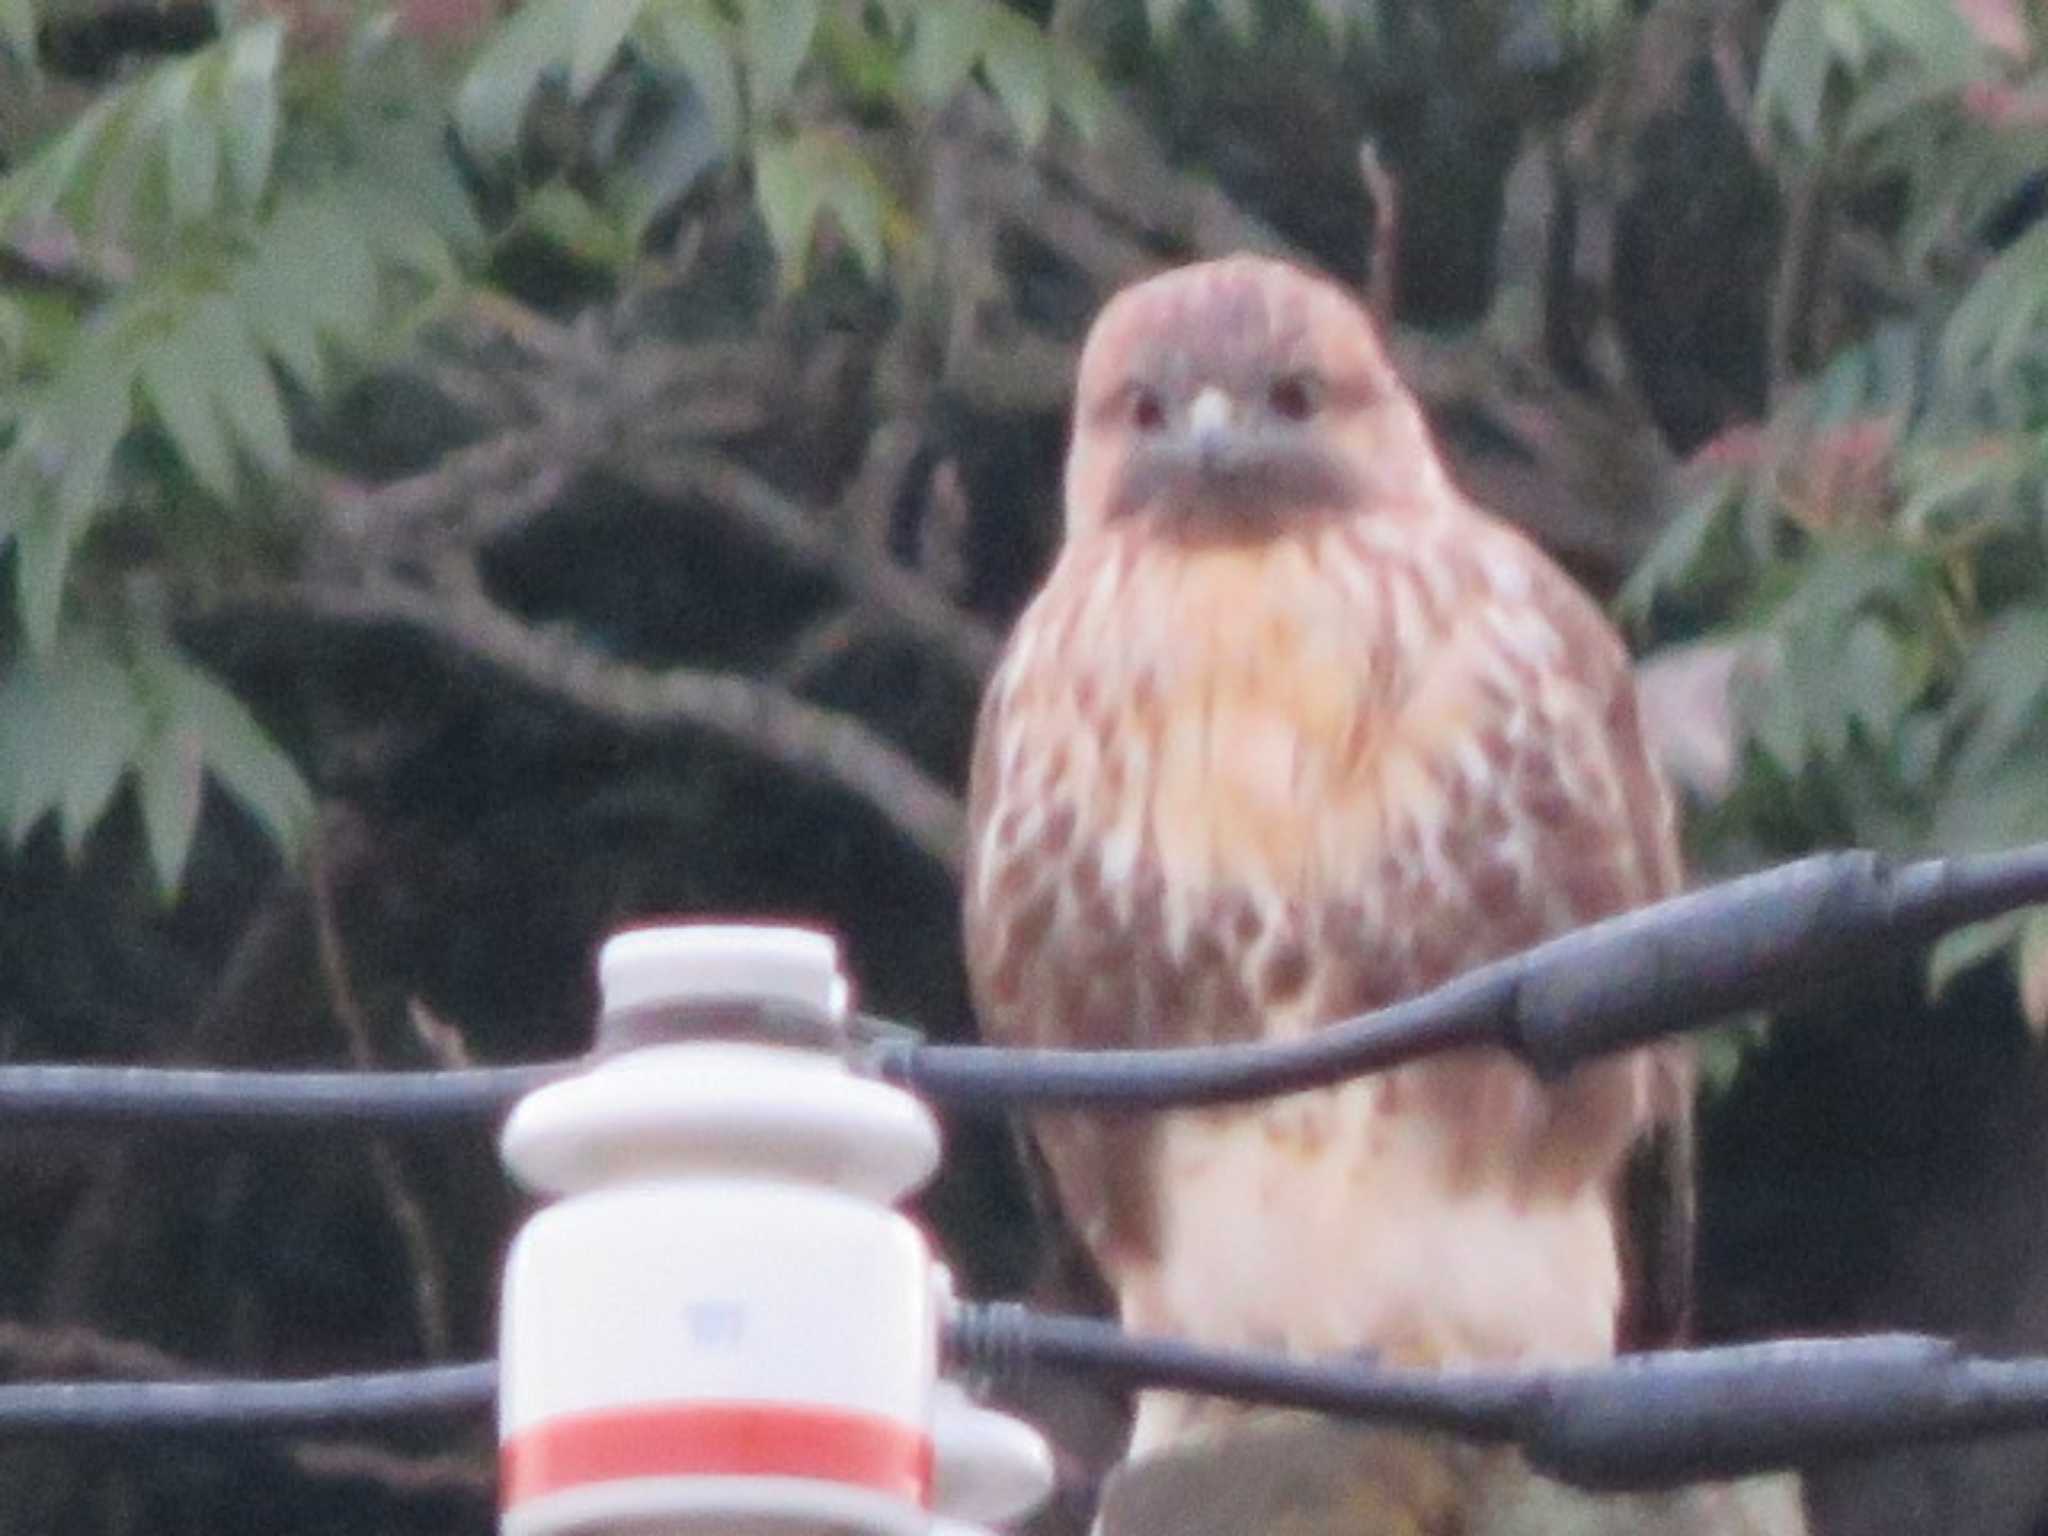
[871,843,2048,1109]
[1,844,2044,1129]
[951,1309,2048,1490]
[0,1365,496,1437]
[14,1313,2048,1494]
[0,1062,565,1131]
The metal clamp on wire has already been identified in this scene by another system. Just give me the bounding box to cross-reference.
[494,922,1051,1536]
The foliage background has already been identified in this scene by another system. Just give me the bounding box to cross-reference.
[2,0,2048,1532]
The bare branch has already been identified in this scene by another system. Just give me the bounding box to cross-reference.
[1357,140,1400,327]
[308,813,454,1360]
[250,581,967,873]
[285,1440,493,1499]
[0,1320,196,1381]
[627,445,1003,680]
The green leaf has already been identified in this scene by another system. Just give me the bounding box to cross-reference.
[261,196,379,345]
[1838,70,1953,147]
[1854,0,1977,76]
[0,0,36,73]
[1048,42,1112,143]
[232,226,329,393]
[1941,222,2048,386]
[54,643,145,857]
[1931,752,2048,858]
[1946,608,2048,787]
[41,348,137,579]
[742,0,820,108]
[907,0,987,105]
[1820,0,1869,75]
[141,644,312,859]
[751,133,822,284]
[96,62,192,235]
[0,632,143,857]
[870,0,917,34]
[1616,473,1742,624]
[815,2,900,105]
[570,0,645,97]
[522,180,628,267]
[1145,0,1193,37]
[981,8,1050,146]
[136,722,206,901]
[166,59,224,228]
[1754,0,1832,147]
[140,331,239,501]
[1840,615,1908,739]
[609,68,728,242]
[1929,911,2022,998]
[642,1,741,147]
[1215,0,1258,42]
[0,655,63,844]
[457,0,581,161]
[0,293,24,369]
[353,197,459,289]
[220,20,283,207]
[813,144,886,278]
[752,130,893,284]
[184,295,292,478]
[15,503,79,651]
[0,90,122,236]
[1304,0,1353,42]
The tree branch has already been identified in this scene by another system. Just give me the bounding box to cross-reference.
[307,813,454,1360]
[625,444,1003,681]
[228,581,967,875]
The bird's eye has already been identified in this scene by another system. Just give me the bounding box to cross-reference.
[1129,387,1167,433]
[1268,373,1320,422]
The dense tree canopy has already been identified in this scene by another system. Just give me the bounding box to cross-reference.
[3,2,2048,1533]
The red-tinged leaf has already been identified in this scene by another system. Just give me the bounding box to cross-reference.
[1956,0,2029,56]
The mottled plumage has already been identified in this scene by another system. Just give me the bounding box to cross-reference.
[963,256,1691,1456]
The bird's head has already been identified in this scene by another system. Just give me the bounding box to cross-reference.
[1063,255,1441,542]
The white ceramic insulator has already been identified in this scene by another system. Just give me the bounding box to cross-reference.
[501,1043,940,1203]
[597,924,851,1024]
[497,923,944,1536]
[930,1381,1057,1529]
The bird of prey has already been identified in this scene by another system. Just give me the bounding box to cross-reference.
[962,254,1692,1459]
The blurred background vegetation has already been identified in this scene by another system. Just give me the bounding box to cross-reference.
[2,0,2047,1531]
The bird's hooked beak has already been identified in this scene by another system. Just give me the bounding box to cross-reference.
[1187,387,1236,473]
[1187,385,1228,456]
[1104,376,1357,527]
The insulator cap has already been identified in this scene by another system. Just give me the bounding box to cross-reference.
[594,923,850,1053]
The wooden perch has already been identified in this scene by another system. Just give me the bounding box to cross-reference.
[1097,1414,1809,1536]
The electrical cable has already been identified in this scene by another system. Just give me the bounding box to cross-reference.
[0,1364,496,1437]
[871,843,2048,1109]
[1,845,2043,1127]
[945,1306,2048,1490]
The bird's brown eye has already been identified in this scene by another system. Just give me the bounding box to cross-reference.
[1130,387,1167,433]
[1268,373,1320,422]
